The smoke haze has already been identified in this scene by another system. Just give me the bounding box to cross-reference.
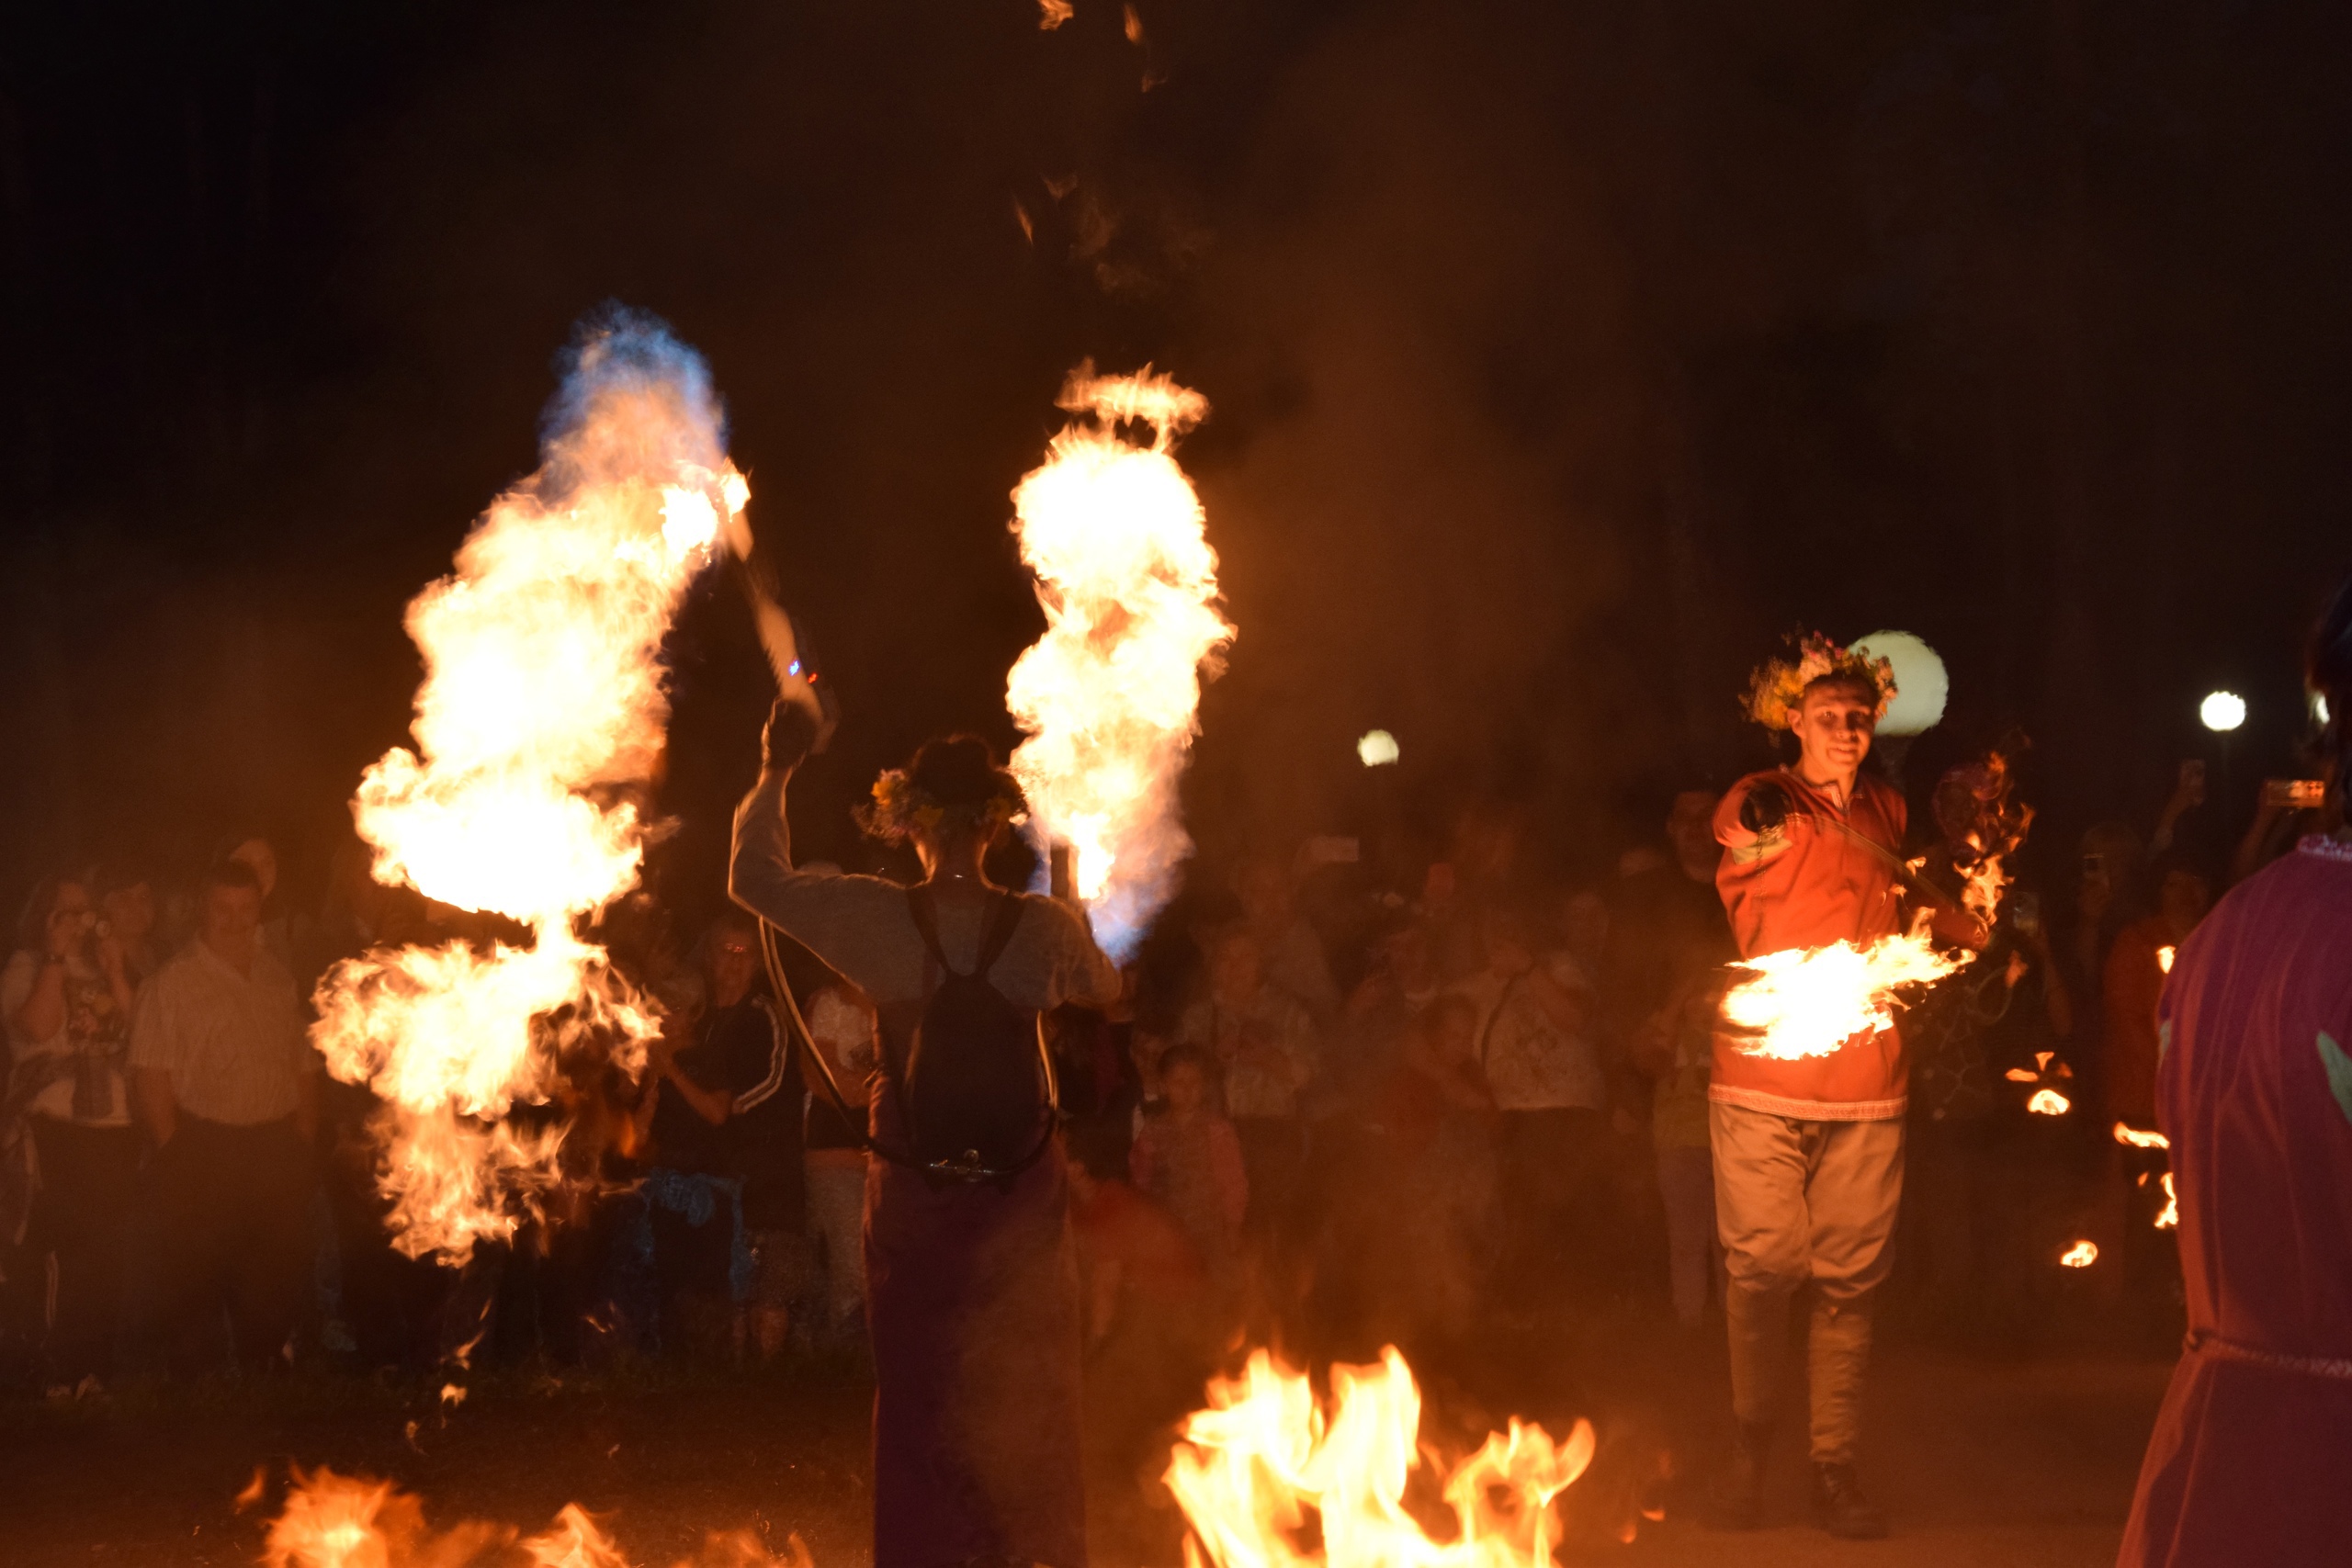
[5,0,2349,909]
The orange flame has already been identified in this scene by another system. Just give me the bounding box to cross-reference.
[1006,365,1233,959]
[312,315,743,1261]
[1720,923,1964,1060]
[2113,1122,2169,1150]
[2059,1240,2098,1268]
[261,1468,808,1568]
[2157,945,2176,975]
[2155,1171,2178,1230]
[1166,1348,1593,1568]
[2026,1088,2071,1116]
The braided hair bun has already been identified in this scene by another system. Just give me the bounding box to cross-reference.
[859,734,1027,842]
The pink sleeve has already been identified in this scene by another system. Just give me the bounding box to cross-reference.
[1213,1119,1250,1229]
[1129,1122,1159,1194]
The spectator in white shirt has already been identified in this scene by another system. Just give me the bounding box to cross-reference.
[130,858,318,1372]
[1453,902,1609,1316]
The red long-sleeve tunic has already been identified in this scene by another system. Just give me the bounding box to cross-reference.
[2118,837,2352,1567]
[1710,768,1911,1122]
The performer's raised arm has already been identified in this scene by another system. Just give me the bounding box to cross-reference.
[727,699,908,994]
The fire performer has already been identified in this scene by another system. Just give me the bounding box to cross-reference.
[1704,635,1983,1539]
[731,699,1118,1568]
[2115,581,2352,1567]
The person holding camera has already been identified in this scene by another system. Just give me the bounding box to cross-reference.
[3,874,140,1388]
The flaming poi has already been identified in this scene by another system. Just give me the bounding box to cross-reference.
[1718,919,1965,1060]
[1005,363,1234,960]
[311,310,747,1263]
[1721,747,2031,1060]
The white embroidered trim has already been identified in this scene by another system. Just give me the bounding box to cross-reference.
[2298,834,2352,864]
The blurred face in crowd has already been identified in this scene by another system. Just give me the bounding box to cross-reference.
[102,880,155,945]
[1483,916,1535,976]
[2159,869,2211,937]
[1425,998,1477,1065]
[1668,791,1720,883]
[1209,933,1261,1006]
[1235,862,1292,931]
[1163,1055,1208,1118]
[200,882,265,970]
[707,924,760,1008]
[1792,678,1877,787]
[45,881,96,958]
[230,838,278,900]
[1562,889,1610,960]
[1933,780,1980,848]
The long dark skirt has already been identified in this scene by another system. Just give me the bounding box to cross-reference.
[865,1132,1086,1568]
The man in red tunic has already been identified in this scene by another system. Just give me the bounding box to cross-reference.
[1705,636,1977,1539]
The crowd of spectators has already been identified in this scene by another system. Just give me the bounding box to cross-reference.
[0,753,2294,1402]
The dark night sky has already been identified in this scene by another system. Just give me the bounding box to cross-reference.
[4,0,2348,919]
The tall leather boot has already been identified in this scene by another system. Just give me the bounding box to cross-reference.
[1807,1294,1887,1539]
[1705,1284,1790,1530]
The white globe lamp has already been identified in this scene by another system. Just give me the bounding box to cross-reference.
[1849,630,1948,738]
[2199,691,2246,733]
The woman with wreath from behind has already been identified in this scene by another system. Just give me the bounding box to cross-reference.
[730,696,1118,1568]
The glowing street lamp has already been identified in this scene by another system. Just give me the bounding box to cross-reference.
[2199,691,2246,733]
[1357,729,1400,767]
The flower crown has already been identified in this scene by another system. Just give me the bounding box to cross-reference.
[856,767,1025,844]
[1744,632,1897,730]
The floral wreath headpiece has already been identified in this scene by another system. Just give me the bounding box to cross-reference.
[857,767,1026,844]
[1743,632,1897,730]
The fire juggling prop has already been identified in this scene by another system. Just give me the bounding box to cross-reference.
[311,310,747,1262]
[1006,364,1234,960]
[1718,923,1965,1060]
[2010,1051,2077,1116]
[1721,749,2032,1061]
[2115,1122,2181,1229]
[1167,1348,1595,1568]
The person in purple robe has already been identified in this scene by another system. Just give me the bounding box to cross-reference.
[731,707,1118,1568]
[2117,580,2352,1566]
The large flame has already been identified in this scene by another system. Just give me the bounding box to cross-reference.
[1724,750,2030,1061]
[259,1468,806,1568]
[1719,922,1966,1061]
[311,310,744,1262]
[1006,364,1234,959]
[1166,1348,1594,1568]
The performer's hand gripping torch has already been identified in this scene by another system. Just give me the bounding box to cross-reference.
[719,497,863,1125]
